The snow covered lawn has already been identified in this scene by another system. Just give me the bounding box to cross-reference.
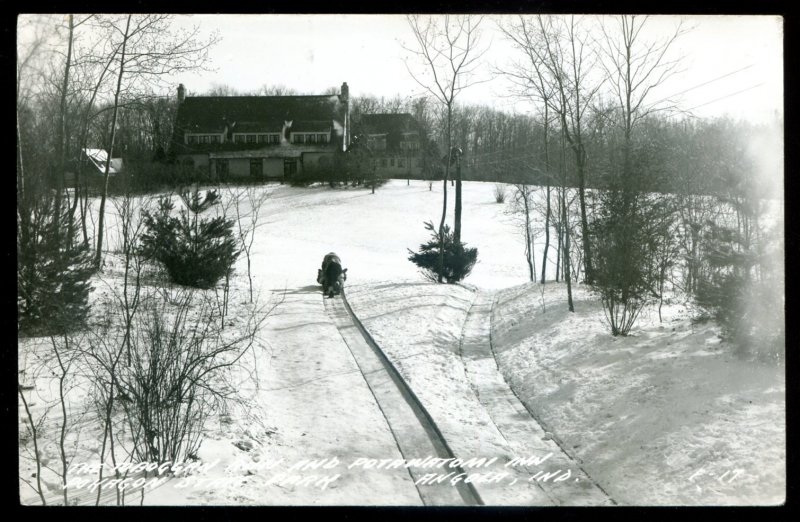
[345,279,785,506]
[18,180,784,506]
[490,282,785,505]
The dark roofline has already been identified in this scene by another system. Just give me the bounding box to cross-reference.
[361,112,416,118]
[183,94,338,102]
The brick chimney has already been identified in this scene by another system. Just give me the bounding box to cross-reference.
[177,83,186,104]
[341,82,350,151]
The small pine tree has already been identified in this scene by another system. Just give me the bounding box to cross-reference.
[140,189,240,289]
[17,203,94,336]
[408,221,478,283]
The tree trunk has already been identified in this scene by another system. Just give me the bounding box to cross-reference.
[559,131,574,312]
[575,149,593,282]
[542,184,551,283]
[555,219,561,283]
[437,106,453,283]
[562,187,574,312]
[540,109,551,284]
[80,184,89,247]
[517,185,536,282]
[95,14,131,268]
[54,14,74,249]
[17,104,35,315]
[454,150,462,245]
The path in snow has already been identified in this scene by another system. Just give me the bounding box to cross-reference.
[143,284,423,506]
[459,291,614,506]
[325,292,480,506]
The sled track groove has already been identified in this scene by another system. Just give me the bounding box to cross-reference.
[480,291,617,506]
[324,290,483,506]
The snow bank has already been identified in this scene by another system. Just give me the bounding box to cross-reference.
[491,282,785,505]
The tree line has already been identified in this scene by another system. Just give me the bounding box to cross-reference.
[18,13,783,345]
[402,14,783,359]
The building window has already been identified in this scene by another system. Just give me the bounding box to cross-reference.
[215,159,229,178]
[188,134,222,144]
[306,134,317,144]
[250,159,263,177]
[258,134,267,143]
[269,134,280,144]
[390,158,395,167]
[398,158,405,168]
[284,159,298,176]
[234,134,245,144]
[380,158,387,168]
[292,134,304,144]
[246,134,256,144]
[318,134,328,144]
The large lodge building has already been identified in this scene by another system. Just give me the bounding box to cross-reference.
[171,82,426,182]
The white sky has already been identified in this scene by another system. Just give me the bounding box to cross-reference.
[166,14,782,124]
[18,14,783,124]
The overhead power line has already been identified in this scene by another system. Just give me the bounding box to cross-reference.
[686,82,766,111]
[657,63,756,102]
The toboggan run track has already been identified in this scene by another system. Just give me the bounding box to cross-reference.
[327,287,614,506]
[325,289,483,506]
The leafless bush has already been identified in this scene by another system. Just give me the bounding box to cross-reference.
[18,384,48,505]
[493,183,507,203]
[224,186,271,303]
[115,287,274,464]
[18,332,91,506]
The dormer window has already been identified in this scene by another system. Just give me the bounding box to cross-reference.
[232,133,281,144]
[292,132,330,145]
[186,133,221,145]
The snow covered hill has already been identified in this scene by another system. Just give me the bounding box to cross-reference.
[18,180,784,506]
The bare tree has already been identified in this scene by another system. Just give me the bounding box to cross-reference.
[498,15,560,284]
[227,186,270,303]
[50,14,76,247]
[518,15,604,282]
[404,15,487,281]
[510,183,537,282]
[18,385,47,505]
[589,15,685,336]
[92,14,218,268]
[258,84,299,96]
[599,15,684,156]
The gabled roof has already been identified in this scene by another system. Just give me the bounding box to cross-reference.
[358,113,421,136]
[227,122,279,134]
[82,148,123,175]
[291,120,333,133]
[175,95,346,134]
[356,113,422,153]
